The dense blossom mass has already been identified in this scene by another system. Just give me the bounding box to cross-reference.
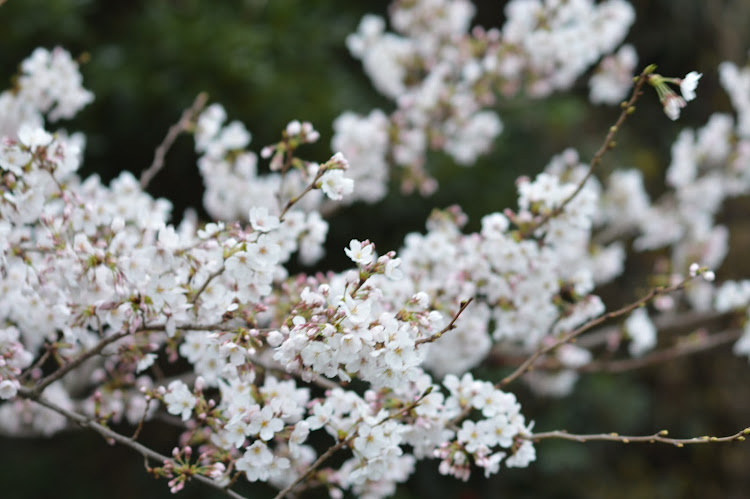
[0,1,749,498]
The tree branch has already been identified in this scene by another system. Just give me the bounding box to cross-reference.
[488,328,742,374]
[189,265,226,304]
[519,67,652,238]
[273,432,357,499]
[140,92,209,190]
[575,309,733,349]
[31,330,130,396]
[29,321,233,397]
[499,277,690,387]
[579,328,743,373]
[524,427,749,447]
[16,387,247,499]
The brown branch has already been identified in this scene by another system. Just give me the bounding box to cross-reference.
[416,298,474,346]
[499,277,690,388]
[488,328,742,374]
[519,66,652,239]
[30,321,231,396]
[575,309,733,349]
[275,143,297,214]
[131,397,154,441]
[31,330,130,396]
[143,322,235,333]
[525,427,749,447]
[17,387,247,499]
[580,328,742,373]
[140,92,209,189]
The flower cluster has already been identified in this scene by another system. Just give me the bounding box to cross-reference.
[0,47,93,139]
[337,0,636,199]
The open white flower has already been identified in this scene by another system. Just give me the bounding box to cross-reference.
[344,239,374,265]
[625,308,657,357]
[319,169,354,200]
[680,71,702,101]
[249,206,280,233]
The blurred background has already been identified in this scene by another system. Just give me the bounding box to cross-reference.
[2,0,750,497]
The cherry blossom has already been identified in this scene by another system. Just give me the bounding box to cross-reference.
[1,3,749,498]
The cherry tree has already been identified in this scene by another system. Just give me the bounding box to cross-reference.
[1,1,749,497]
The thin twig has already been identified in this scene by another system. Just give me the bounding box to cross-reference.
[415,298,474,346]
[17,388,247,499]
[275,143,297,214]
[140,92,209,189]
[131,397,154,441]
[278,168,326,221]
[519,67,652,239]
[189,265,225,304]
[19,344,53,381]
[273,433,357,499]
[499,277,690,387]
[524,427,749,447]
